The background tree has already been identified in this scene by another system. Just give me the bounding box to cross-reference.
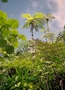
[45,14,55,31]
[41,14,55,42]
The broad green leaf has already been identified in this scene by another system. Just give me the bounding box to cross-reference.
[0,10,8,19]
[22,14,31,19]
[6,19,19,29]
[18,34,26,40]
[5,45,14,54]
[0,39,7,47]
[8,36,16,43]
[1,0,8,3]
[0,19,4,25]
[11,29,18,36]
[2,30,10,37]
[13,42,18,47]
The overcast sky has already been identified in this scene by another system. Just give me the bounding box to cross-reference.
[0,0,65,39]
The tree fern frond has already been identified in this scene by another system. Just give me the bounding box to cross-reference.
[22,14,31,19]
[22,21,29,29]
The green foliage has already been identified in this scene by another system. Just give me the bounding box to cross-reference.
[22,14,31,19]
[6,19,19,29]
[1,39,65,90]
[0,10,26,55]
[0,10,65,90]
[15,40,30,55]
[0,39,7,47]
[33,12,44,18]
[5,45,14,54]
[0,10,8,19]
[11,29,18,36]
[18,34,26,40]
[1,0,8,3]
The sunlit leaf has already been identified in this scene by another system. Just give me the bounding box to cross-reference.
[0,10,8,19]
[2,30,10,37]
[11,29,18,36]
[22,14,31,19]
[28,84,33,88]
[34,12,45,18]
[6,19,19,29]
[18,34,26,40]
[13,42,18,47]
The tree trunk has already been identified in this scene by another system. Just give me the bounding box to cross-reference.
[31,30,34,40]
[30,23,34,40]
[46,19,49,32]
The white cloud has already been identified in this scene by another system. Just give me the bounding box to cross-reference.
[31,1,38,8]
[26,0,39,14]
[48,0,65,30]
[26,0,44,14]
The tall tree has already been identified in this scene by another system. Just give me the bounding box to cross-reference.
[41,14,55,42]
[22,12,45,40]
[41,32,55,43]
[45,14,55,31]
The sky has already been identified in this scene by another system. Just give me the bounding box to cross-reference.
[0,0,65,40]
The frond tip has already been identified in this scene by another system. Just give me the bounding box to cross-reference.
[22,14,31,19]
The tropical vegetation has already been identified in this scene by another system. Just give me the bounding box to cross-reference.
[0,8,65,90]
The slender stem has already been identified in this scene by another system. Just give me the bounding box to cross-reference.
[31,29,34,40]
[44,30,47,42]
[30,23,34,40]
[46,18,49,32]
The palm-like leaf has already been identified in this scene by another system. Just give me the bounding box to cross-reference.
[22,14,31,19]
[22,21,30,29]
[45,14,55,21]
[33,12,45,19]
[42,32,55,38]
[41,31,55,43]
[22,12,45,40]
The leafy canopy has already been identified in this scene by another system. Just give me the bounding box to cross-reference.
[0,10,26,55]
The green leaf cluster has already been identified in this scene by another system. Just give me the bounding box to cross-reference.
[0,10,26,55]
